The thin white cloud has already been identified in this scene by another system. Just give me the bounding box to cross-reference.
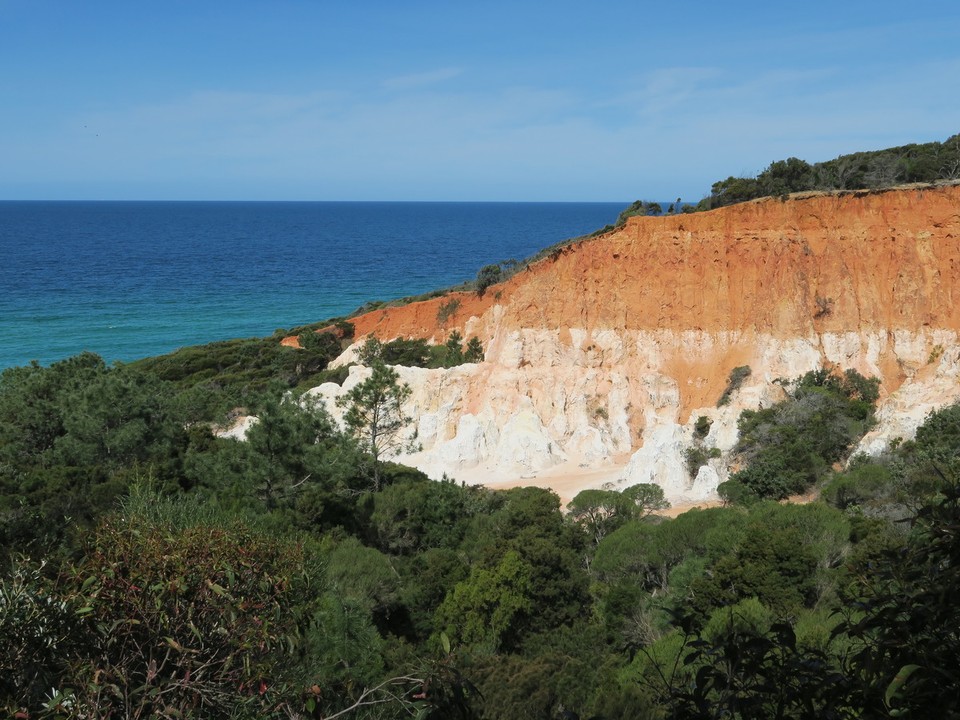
[4,53,958,200]
[382,67,463,91]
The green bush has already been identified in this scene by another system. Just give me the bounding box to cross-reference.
[693,415,712,439]
[701,133,960,209]
[436,297,461,325]
[475,264,502,296]
[0,558,87,712]
[464,336,484,363]
[684,446,721,477]
[381,337,431,366]
[4,493,324,719]
[717,365,751,406]
[727,368,879,501]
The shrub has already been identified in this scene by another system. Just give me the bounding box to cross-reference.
[0,558,88,712]
[297,329,342,359]
[381,337,431,367]
[717,366,751,406]
[694,415,712,439]
[444,331,465,367]
[72,512,319,717]
[464,336,484,363]
[475,264,501,296]
[334,319,355,339]
[436,298,461,326]
[728,368,880,501]
[685,446,721,477]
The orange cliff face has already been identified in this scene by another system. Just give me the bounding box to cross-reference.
[306,184,960,502]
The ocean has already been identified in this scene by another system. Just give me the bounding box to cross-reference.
[0,201,625,370]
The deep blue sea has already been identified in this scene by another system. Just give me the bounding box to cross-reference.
[0,201,624,369]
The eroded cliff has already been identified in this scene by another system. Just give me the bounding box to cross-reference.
[309,184,960,502]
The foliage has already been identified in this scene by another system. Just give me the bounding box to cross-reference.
[684,446,721,477]
[693,415,712,439]
[833,474,960,716]
[297,328,341,358]
[688,502,848,621]
[466,622,617,720]
[593,507,740,593]
[686,515,820,621]
[474,264,501,296]
[436,297,461,326]
[371,476,480,555]
[379,336,432,367]
[724,368,880,501]
[697,133,960,210]
[131,320,348,414]
[647,621,853,719]
[337,359,417,490]
[0,354,194,558]
[614,200,667,226]
[445,330,465,367]
[435,549,533,651]
[243,393,347,507]
[567,488,636,545]
[361,334,484,370]
[647,472,960,719]
[456,487,590,647]
[623,482,671,517]
[183,392,363,522]
[716,364,751,406]
[4,333,960,720]
[0,557,87,712]
[464,336,484,363]
[12,494,323,719]
[325,536,401,620]
[822,461,895,510]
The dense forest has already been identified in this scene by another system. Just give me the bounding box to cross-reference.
[3,324,960,718]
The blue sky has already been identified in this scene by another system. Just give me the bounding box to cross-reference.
[2,1,958,201]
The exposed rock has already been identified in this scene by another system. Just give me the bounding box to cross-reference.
[214,414,258,440]
[304,185,960,504]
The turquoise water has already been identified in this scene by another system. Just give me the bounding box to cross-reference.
[0,201,624,369]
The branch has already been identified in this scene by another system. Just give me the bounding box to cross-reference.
[311,675,425,720]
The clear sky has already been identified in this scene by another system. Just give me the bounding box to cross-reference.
[2,0,958,201]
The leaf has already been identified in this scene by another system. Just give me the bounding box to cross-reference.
[885,664,922,709]
[207,579,230,598]
[440,631,451,655]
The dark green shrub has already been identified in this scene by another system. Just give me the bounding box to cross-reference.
[694,415,712,439]
[684,446,721,477]
[334,319,355,339]
[717,365,751,406]
[475,264,501,296]
[444,331,464,367]
[464,336,484,363]
[381,337,431,367]
[728,368,879,501]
